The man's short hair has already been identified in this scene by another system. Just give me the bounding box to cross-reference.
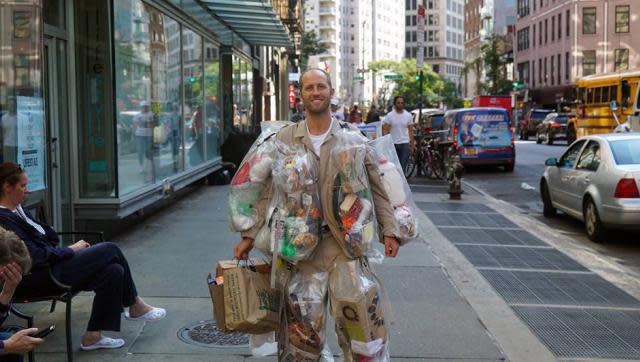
[299,68,332,91]
[393,95,405,105]
[0,227,31,273]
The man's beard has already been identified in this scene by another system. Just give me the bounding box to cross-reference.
[305,99,330,115]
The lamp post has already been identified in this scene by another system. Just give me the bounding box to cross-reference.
[361,19,367,105]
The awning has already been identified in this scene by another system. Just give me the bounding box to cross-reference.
[200,0,293,48]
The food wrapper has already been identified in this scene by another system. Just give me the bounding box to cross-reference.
[279,271,329,360]
[331,126,379,258]
[270,143,322,264]
[330,260,389,360]
[228,122,290,232]
[368,135,420,242]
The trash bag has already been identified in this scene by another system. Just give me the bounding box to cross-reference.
[368,135,420,242]
[331,126,379,259]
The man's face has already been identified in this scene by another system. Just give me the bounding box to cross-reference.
[331,104,338,112]
[300,70,333,115]
[394,98,405,111]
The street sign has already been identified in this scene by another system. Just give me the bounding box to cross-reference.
[416,5,425,71]
[353,76,364,80]
[384,74,403,80]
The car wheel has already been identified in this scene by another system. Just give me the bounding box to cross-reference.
[503,163,514,172]
[546,132,553,145]
[541,181,556,217]
[535,132,542,144]
[583,198,606,242]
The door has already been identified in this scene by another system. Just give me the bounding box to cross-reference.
[548,139,586,213]
[569,141,601,212]
[43,37,72,232]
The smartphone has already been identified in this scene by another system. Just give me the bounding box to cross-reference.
[32,325,55,338]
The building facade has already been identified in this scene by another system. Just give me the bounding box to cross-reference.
[304,0,404,106]
[0,0,293,232]
[406,0,465,89]
[514,0,640,107]
[463,0,516,98]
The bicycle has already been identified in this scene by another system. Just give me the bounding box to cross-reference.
[404,130,447,179]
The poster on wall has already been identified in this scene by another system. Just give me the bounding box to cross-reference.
[17,96,45,191]
[357,123,382,140]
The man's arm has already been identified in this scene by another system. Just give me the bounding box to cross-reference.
[363,147,402,240]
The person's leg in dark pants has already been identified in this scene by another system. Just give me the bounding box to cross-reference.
[395,143,409,171]
[54,242,138,332]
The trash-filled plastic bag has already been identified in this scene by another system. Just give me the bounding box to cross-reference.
[331,127,379,259]
[249,331,278,357]
[279,271,329,361]
[270,142,322,263]
[228,122,291,232]
[368,135,420,242]
[330,260,390,361]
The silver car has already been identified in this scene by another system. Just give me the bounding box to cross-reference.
[540,133,640,242]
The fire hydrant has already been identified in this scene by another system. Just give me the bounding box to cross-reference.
[448,154,464,200]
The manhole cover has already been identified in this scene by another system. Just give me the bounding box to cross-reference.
[178,320,249,348]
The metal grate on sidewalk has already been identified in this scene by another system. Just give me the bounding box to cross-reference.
[417,202,495,213]
[439,227,548,246]
[456,244,588,271]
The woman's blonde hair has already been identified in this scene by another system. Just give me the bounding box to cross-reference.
[0,227,32,273]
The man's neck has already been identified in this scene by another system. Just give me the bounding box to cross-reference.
[306,113,332,135]
[395,108,403,114]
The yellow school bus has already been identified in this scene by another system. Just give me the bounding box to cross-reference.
[571,70,640,142]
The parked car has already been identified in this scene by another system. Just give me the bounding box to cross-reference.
[540,133,640,242]
[535,112,575,145]
[520,109,552,140]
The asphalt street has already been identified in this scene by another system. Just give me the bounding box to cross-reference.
[463,139,640,279]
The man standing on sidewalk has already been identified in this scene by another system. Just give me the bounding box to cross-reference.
[233,68,401,361]
[382,96,414,171]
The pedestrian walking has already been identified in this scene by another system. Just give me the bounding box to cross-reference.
[366,104,381,124]
[330,98,345,121]
[290,101,306,123]
[349,105,361,123]
[382,96,414,171]
[231,68,402,361]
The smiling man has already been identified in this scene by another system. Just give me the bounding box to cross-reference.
[233,68,401,361]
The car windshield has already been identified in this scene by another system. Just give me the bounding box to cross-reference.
[532,111,549,120]
[609,139,640,165]
[431,115,444,129]
[554,117,568,124]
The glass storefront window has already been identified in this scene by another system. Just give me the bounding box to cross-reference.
[231,56,254,133]
[232,55,241,130]
[204,42,221,161]
[183,28,204,169]
[114,0,185,195]
[0,0,46,199]
[75,0,116,198]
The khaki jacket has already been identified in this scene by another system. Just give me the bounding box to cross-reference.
[241,119,399,258]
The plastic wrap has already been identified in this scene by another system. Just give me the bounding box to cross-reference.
[329,260,389,361]
[228,122,291,232]
[270,142,322,263]
[249,332,277,357]
[331,127,379,259]
[279,271,329,361]
[368,135,419,242]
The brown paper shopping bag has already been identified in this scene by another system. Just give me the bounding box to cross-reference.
[209,259,280,334]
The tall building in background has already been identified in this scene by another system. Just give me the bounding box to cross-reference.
[463,0,516,98]
[304,0,404,105]
[514,0,640,108]
[405,0,465,91]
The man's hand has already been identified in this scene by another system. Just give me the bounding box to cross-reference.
[0,262,23,304]
[69,240,90,252]
[3,328,44,354]
[384,236,400,258]
[234,238,254,260]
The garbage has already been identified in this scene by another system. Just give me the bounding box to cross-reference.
[520,182,536,191]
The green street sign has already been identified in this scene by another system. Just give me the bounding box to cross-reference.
[353,76,364,80]
[384,74,403,80]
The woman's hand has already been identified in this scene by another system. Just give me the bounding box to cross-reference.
[233,238,254,260]
[69,240,90,252]
[0,262,23,304]
[3,328,44,354]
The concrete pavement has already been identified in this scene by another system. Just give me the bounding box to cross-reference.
[11,177,640,361]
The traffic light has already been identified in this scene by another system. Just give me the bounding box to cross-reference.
[415,73,422,81]
[188,76,197,83]
[512,81,523,89]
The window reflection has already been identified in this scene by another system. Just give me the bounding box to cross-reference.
[183,28,204,169]
[204,42,221,160]
[231,55,254,133]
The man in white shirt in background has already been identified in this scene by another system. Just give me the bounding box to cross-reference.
[330,98,345,121]
[382,95,414,171]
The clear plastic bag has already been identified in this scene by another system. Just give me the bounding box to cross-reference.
[330,260,389,361]
[270,143,322,263]
[368,135,420,242]
[331,127,379,259]
[228,123,290,232]
[249,331,277,357]
[279,271,329,360]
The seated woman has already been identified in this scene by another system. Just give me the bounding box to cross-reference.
[0,162,166,351]
[0,226,43,362]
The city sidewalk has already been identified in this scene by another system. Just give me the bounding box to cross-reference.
[11,178,640,361]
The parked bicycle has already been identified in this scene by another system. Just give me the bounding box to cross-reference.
[404,130,447,179]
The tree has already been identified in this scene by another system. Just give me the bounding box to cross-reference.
[369,59,463,109]
[299,31,328,71]
[480,35,513,95]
